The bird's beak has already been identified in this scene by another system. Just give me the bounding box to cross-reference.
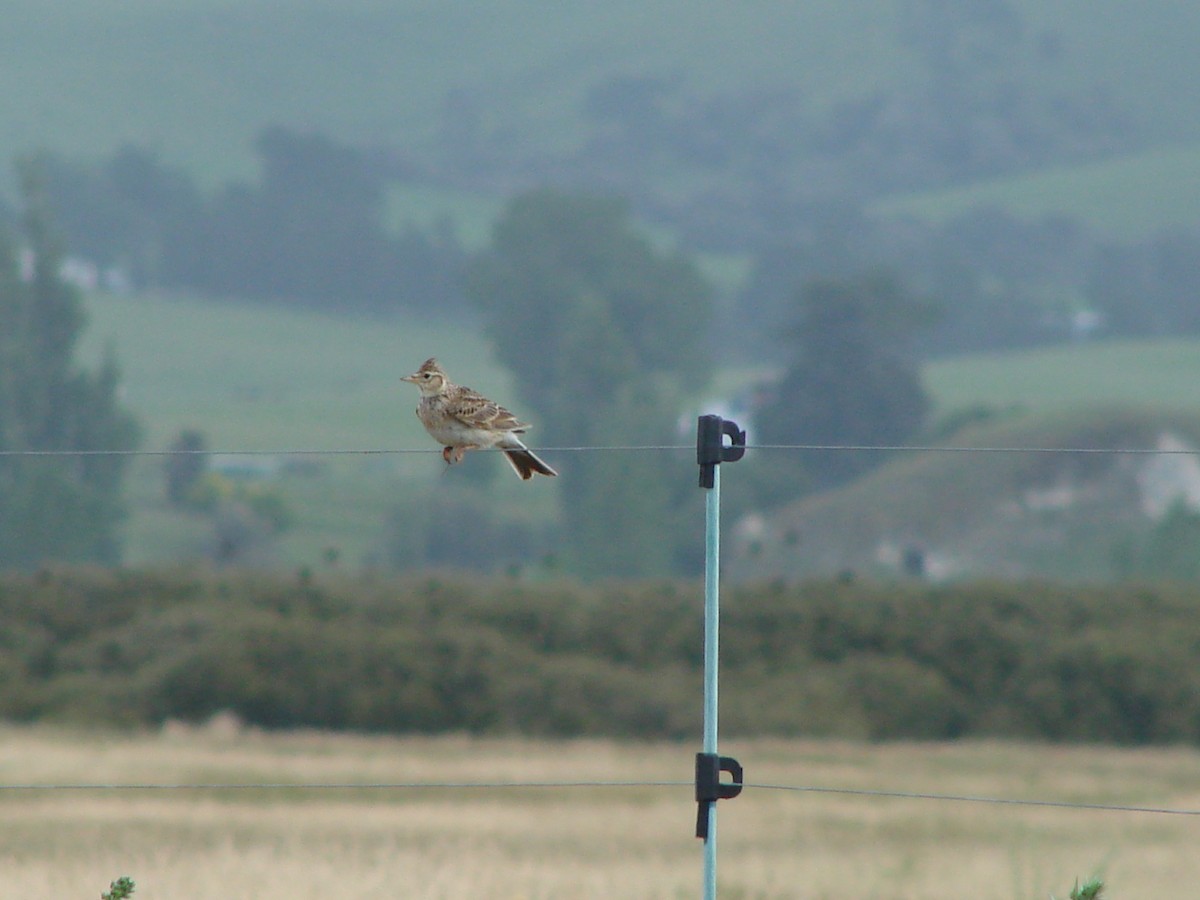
[400,373,418,383]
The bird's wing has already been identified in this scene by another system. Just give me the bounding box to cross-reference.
[448,387,529,433]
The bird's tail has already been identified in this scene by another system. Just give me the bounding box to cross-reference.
[503,448,557,480]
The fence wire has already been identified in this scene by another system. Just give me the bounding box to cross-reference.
[4,442,1200,458]
[2,778,1198,819]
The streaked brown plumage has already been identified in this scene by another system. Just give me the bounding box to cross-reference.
[400,358,557,480]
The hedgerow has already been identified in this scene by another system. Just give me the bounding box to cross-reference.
[2,569,1200,742]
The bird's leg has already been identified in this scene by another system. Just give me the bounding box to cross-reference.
[442,445,477,465]
[450,445,478,464]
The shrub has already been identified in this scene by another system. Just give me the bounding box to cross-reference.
[2,569,1200,742]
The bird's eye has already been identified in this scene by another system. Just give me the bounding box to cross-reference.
[422,373,432,380]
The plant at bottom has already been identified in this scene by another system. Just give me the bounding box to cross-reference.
[101,876,135,899]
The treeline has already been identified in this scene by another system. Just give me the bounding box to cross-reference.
[19,131,1200,362]
[30,130,466,315]
[731,206,1200,360]
[4,569,1200,744]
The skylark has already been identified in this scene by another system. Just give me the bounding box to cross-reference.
[401,358,558,480]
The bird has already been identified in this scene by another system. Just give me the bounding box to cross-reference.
[401,358,557,480]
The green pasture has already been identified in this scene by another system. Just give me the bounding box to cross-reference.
[924,339,1200,419]
[874,143,1200,239]
[78,291,506,450]
[78,291,557,567]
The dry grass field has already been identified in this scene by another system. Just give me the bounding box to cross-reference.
[1,723,1198,898]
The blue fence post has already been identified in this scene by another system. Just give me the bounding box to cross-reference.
[695,415,746,900]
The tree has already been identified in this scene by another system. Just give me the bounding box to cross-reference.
[732,202,883,360]
[37,132,468,316]
[0,159,140,568]
[1116,499,1200,582]
[467,189,712,577]
[197,127,395,308]
[40,145,205,289]
[164,428,208,506]
[756,273,931,493]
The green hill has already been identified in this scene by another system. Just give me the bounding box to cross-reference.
[5,1,1200,239]
[731,407,1200,582]
[0,0,922,185]
[732,340,1200,583]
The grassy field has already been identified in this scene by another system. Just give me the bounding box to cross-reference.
[77,291,561,568]
[78,292,504,451]
[873,142,1200,240]
[924,339,1200,419]
[1,726,1198,898]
